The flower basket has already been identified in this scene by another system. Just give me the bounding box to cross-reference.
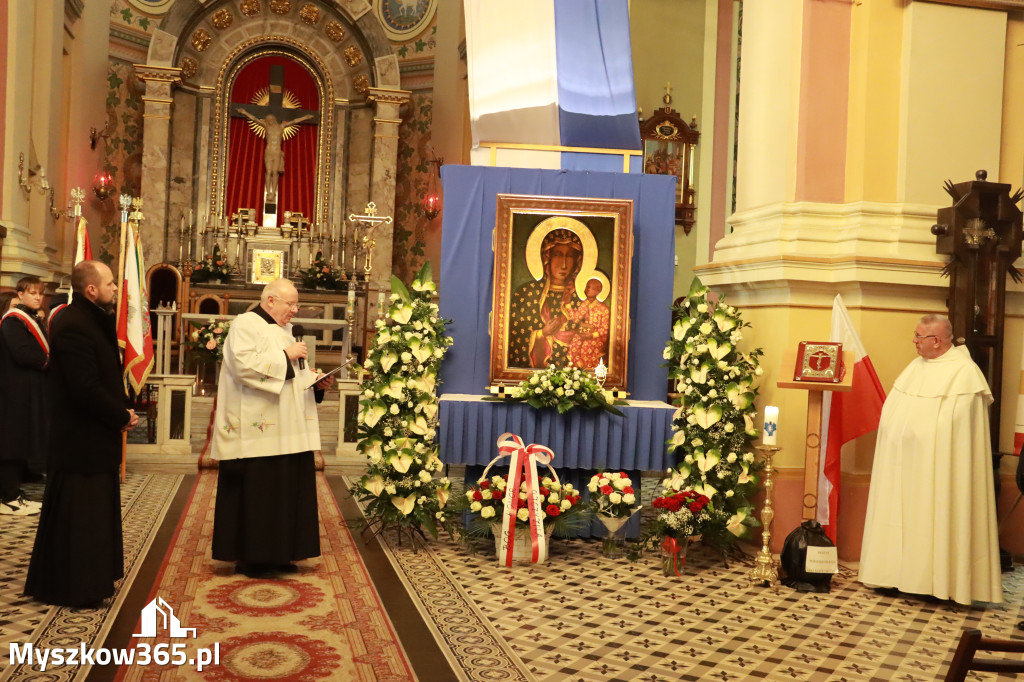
[464,436,588,564]
[490,523,556,563]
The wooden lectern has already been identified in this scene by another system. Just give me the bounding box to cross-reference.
[778,349,854,520]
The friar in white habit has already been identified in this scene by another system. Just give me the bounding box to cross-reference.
[210,278,333,578]
[859,313,1002,605]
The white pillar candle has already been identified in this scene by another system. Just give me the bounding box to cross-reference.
[763,405,779,445]
[347,288,355,306]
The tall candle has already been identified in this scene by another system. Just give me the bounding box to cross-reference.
[763,406,779,445]
[347,288,355,307]
[377,290,385,311]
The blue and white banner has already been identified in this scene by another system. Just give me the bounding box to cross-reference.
[465,0,642,172]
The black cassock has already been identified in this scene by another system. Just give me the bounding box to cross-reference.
[25,298,130,607]
[0,305,50,475]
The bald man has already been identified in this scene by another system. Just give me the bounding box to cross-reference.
[25,260,138,607]
[859,314,1002,605]
[210,279,333,577]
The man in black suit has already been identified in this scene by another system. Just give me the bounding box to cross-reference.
[24,260,138,608]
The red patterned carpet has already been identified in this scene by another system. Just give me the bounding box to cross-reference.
[115,471,413,682]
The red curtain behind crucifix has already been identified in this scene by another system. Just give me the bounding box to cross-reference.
[225,55,319,225]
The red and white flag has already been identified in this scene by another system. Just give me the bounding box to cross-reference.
[818,295,886,543]
[73,215,93,264]
[116,223,154,393]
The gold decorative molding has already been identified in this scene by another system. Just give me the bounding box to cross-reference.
[367,87,410,106]
[211,8,233,29]
[180,56,199,80]
[240,0,261,16]
[191,28,212,52]
[344,46,363,67]
[134,64,184,84]
[916,0,1024,9]
[299,3,320,24]
[352,74,370,95]
[269,0,291,14]
[325,21,345,42]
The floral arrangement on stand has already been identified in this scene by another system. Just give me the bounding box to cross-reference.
[650,276,765,555]
[350,262,456,542]
[185,318,231,362]
[190,245,232,283]
[302,251,342,290]
[487,363,626,416]
[588,471,640,556]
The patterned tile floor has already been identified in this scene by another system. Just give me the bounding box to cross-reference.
[375,528,1024,681]
[0,474,182,682]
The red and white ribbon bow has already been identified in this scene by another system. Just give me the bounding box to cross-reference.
[495,432,555,566]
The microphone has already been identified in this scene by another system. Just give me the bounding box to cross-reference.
[292,324,305,369]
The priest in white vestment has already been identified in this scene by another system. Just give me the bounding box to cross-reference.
[210,279,333,578]
[859,314,1002,605]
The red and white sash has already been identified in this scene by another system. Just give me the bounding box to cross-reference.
[496,432,555,566]
[47,303,68,332]
[2,307,50,358]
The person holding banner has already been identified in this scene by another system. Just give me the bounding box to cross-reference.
[210,278,334,578]
[859,314,1002,605]
[24,261,138,607]
[0,276,50,514]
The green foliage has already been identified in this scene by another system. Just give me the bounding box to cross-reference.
[349,262,456,538]
[301,251,341,289]
[656,276,766,552]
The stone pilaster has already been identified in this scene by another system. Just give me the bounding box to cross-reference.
[134,64,182,268]
[365,86,410,284]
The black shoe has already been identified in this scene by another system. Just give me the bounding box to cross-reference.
[273,563,299,573]
[873,587,900,598]
[236,563,274,578]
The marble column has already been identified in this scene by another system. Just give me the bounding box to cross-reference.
[134,64,182,269]
[365,86,410,284]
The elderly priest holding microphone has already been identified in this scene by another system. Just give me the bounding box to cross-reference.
[859,314,1002,605]
[211,278,333,578]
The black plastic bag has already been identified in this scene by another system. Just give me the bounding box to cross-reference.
[780,519,836,592]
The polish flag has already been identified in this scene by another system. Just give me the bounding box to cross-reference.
[116,223,154,393]
[73,215,93,264]
[818,295,886,543]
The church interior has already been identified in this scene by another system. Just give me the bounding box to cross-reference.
[3,0,1024,680]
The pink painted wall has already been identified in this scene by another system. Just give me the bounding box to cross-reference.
[794,0,852,204]
[707,0,734,262]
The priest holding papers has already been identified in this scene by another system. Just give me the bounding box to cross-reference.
[859,314,1002,605]
[211,279,334,578]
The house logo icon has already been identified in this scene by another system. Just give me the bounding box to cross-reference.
[133,596,197,639]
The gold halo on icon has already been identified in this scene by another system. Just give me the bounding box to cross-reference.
[576,269,610,302]
[244,88,307,140]
[524,217,598,288]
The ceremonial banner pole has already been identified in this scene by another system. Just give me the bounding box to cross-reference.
[116,195,132,483]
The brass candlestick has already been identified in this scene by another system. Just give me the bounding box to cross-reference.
[748,443,780,592]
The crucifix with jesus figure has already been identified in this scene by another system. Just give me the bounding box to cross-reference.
[232,64,320,220]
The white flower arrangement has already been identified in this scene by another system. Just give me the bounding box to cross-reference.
[490,363,625,416]
[351,262,455,539]
[587,471,639,518]
[658,277,764,551]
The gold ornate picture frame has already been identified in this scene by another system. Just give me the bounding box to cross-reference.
[489,194,634,389]
[250,249,285,284]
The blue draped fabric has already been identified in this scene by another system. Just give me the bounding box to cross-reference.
[439,396,675,470]
[438,165,676,401]
[554,0,642,150]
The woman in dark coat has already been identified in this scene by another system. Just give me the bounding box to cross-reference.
[24,261,137,607]
[0,276,49,515]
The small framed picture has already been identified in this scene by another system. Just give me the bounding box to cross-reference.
[249,249,285,284]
